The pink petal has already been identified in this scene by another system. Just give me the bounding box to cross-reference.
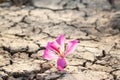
[43,49,58,60]
[57,57,67,71]
[65,40,78,56]
[46,42,60,54]
[56,34,65,52]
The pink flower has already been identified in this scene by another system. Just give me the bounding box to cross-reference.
[42,34,78,71]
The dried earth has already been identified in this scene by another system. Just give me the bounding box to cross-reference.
[0,0,120,80]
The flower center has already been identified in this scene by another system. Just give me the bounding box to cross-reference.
[59,50,64,57]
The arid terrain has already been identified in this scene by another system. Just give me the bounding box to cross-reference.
[0,0,120,80]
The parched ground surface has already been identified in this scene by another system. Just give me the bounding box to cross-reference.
[0,0,120,80]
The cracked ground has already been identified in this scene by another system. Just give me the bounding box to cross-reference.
[0,0,120,80]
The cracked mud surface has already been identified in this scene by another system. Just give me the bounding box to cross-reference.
[0,0,120,80]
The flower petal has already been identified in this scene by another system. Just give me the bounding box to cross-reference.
[43,49,58,60]
[57,57,67,71]
[46,42,60,54]
[56,34,65,52]
[65,40,78,56]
